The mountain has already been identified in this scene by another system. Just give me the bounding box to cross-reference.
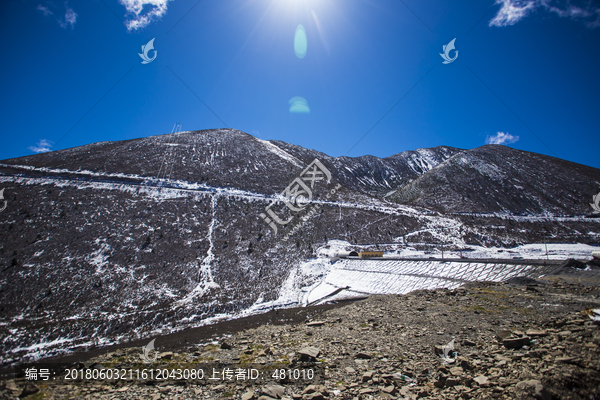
[388,144,600,215]
[265,140,462,197]
[0,129,461,198]
[0,129,598,363]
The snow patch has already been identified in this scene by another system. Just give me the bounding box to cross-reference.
[256,140,303,168]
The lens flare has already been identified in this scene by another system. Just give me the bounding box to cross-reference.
[294,24,307,58]
[289,96,310,114]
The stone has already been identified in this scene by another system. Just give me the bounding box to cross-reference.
[242,390,255,400]
[298,347,320,360]
[382,385,396,394]
[445,377,461,386]
[555,356,576,363]
[526,329,548,337]
[262,384,286,398]
[20,384,39,397]
[495,330,513,341]
[302,394,324,400]
[5,381,18,392]
[516,379,551,400]
[463,339,476,346]
[498,378,518,388]
[449,366,463,376]
[220,342,233,350]
[460,358,474,370]
[345,367,356,374]
[473,375,488,386]
[362,370,375,382]
[503,336,530,349]
[355,352,372,359]
[159,351,173,360]
[302,385,328,396]
[306,321,326,327]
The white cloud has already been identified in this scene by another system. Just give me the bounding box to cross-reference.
[58,6,78,29]
[119,0,173,31]
[29,139,53,153]
[37,2,77,29]
[36,4,54,16]
[490,0,537,27]
[544,0,600,28]
[485,132,520,145]
[490,0,600,28]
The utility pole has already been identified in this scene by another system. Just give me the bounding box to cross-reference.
[544,229,549,262]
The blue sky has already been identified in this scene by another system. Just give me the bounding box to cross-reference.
[1,0,599,169]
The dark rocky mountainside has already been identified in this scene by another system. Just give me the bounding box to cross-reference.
[266,140,462,197]
[4,130,597,215]
[0,129,598,365]
[0,129,461,199]
[389,145,600,215]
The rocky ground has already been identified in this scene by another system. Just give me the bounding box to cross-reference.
[2,273,600,400]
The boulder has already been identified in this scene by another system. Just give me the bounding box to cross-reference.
[515,379,551,400]
[503,336,530,349]
[241,389,255,400]
[526,329,548,337]
[473,375,488,386]
[262,384,286,399]
[298,347,320,361]
[20,384,40,397]
[302,385,328,397]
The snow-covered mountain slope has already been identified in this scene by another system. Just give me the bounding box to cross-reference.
[1,129,313,196]
[0,129,599,363]
[388,144,600,215]
[269,140,461,197]
[1,129,460,199]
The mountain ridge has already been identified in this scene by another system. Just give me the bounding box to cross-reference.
[0,128,598,364]
[389,144,600,215]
